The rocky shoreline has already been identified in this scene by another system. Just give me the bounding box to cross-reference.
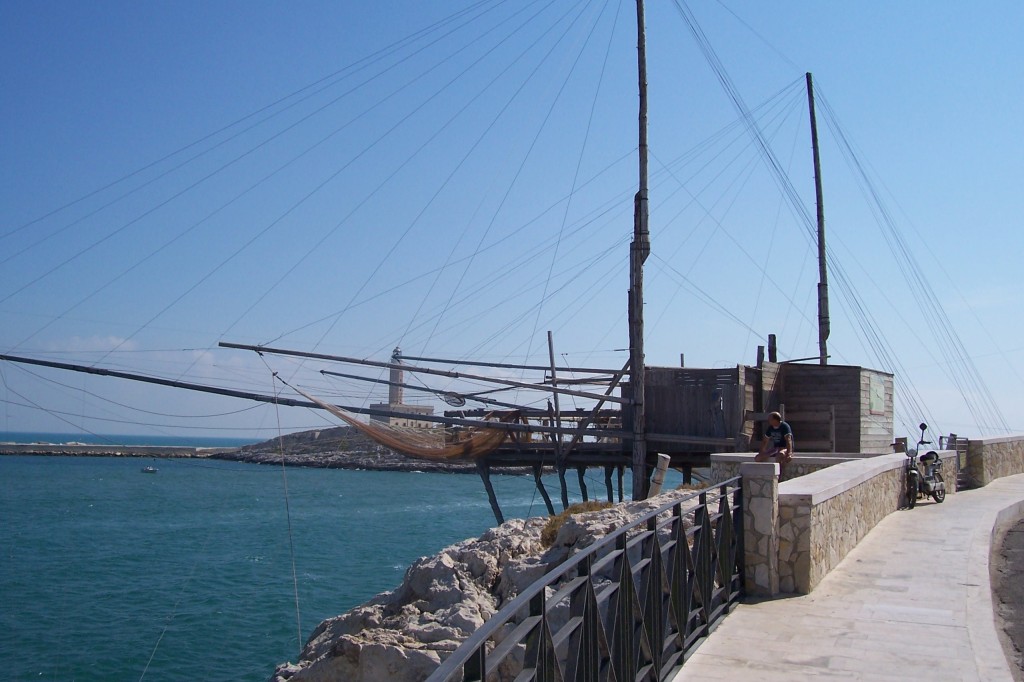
[270,488,701,682]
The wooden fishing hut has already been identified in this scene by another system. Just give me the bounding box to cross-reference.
[623,354,893,464]
[766,361,894,453]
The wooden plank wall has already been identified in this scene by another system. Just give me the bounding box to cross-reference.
[627,362,892,454]
[741,366,761,450]
[761,361,782,413]
[643,366,750,451]
[779,364,860,452]
[778,364,893,453]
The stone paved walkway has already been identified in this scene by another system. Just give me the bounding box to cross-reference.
[674,473,1024,681]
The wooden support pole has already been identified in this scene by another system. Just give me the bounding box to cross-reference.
[322,369,526,411]
[218,342,630,405]
[617,466,625,503]
[561,362,629,457]
[604,466,615,503]
[547,331,566,483]
[476,460,504,526]
[629,0,651,501]
[806,72,830,366]
[557,465,570,512]
[648,453,671,497]
[576,466,589,502]
[533,464,556,516]
[396,353,619,375]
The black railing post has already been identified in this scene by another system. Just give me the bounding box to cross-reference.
[732,482,745,597]
[609,533,635,680]
[463,642,486,682]
[641,517,665,675]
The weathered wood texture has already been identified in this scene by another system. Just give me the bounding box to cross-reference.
[624,365,753,453]
[744,361,783,447]
[779,364,893,453]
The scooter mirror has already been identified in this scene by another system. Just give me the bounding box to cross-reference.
[918,422,928,432]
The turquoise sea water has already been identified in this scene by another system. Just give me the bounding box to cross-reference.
[0,455,563,681]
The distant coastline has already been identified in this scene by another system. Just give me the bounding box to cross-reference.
[0,431,259,448]
[0,442,234,458]
[0,428,485,473]
[0,431,257,460]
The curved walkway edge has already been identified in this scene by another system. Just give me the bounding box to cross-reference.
[674,473,1024,681]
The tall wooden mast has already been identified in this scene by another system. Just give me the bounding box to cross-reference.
[629,0,651,499]
[806,72,830,365]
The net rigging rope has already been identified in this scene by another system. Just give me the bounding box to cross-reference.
[815,89,1010,434]
[379,0,601,356]
[671,0,949,434]
[1,0,504,244]
[525,0,618,366]
[262,358,304,655]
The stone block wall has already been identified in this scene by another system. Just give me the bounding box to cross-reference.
[776,499,810,594]
[741,438,1024,598]
[772,450,957,594]
[740,462,778,596]
[785,467,902,593]
[966,436,1024,487]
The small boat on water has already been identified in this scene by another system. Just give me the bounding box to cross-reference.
[141,465,158,474]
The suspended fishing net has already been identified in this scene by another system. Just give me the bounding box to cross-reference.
[290,385,510,461]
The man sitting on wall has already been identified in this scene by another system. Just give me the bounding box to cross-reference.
[756,412,794,469]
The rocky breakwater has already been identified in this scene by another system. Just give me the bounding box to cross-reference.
[271,489,700,682]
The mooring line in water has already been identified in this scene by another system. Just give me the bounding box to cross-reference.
[264,359,303,654]
[138,525,213,681]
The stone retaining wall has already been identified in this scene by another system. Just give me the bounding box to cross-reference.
[781,462,904,593]
[744,450,958,595]
[966,435,1024,487]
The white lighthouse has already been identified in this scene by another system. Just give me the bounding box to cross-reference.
[388,347,403,405]
[369,345,434,428]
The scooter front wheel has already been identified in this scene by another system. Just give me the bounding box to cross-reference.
[932,472,946,503]
[907,472,919,509]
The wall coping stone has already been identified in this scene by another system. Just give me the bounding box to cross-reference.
[712,453,863,466]
[778,450,957,506]
[967,434,1024,446]
[739,461,780,477]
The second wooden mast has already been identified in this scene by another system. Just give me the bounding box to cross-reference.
[629,0,651,499]
[806,71,830,365]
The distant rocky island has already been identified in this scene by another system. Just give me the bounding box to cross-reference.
[1,426,480,473]
[215,426,479,473]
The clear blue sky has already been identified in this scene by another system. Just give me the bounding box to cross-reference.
[1,0,1021,441]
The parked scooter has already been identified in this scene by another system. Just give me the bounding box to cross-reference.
[904,422,946,509]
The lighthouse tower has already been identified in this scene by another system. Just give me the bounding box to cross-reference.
[369,346,434,428]
[388,347,403,405]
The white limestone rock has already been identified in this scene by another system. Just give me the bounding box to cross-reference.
[271,517,548,682]
[271,488,703,682]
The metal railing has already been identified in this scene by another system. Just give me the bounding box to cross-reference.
[426,477,743,682]
[943,433,970,490]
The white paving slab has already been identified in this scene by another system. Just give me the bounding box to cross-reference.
[674,473,1024,682]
